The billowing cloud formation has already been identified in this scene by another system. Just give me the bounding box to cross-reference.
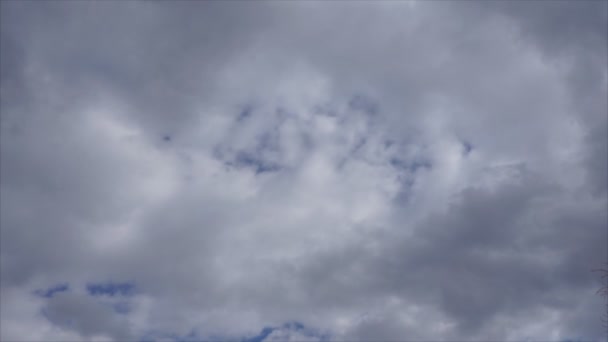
[1,1,606,341]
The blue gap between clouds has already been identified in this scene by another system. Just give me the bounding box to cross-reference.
[390,157,432,173]
[462,140,473,156]
[233,152,280,174]
[242,322,329,342]
[230,130,282,175]
[237,104,255,122]
[140,322,328,342]
[34,283,70,298]
[86,282,135,297]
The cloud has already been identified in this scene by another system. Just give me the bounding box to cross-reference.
[42,291,132,341]
[1,1,606,341]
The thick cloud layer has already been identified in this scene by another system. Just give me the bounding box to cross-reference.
[1,1,606,341]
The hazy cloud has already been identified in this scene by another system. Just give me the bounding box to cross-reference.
[1,1,606,341]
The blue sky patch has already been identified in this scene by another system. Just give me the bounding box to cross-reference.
[241,326,274,342]
[233,151,280,175]
[34,283,69,298]
[462,140,473,156]
[390,157,432,173]
[241,322,329,342]
[351,137,368,155]
[86,282,135,297]
[237,104,255,122]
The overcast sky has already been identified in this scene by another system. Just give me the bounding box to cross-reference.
[1,1,607,341]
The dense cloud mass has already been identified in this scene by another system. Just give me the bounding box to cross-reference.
[1,1,607,341]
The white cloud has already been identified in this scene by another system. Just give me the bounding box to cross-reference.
[1,1,606,341]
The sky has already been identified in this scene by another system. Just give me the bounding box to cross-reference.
[0,1,607,341]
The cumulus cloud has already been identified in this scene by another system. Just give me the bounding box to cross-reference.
[1,1,606,341]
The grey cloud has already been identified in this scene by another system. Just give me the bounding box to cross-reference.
[43,292,132,341]
[287,166,605,339]
[483,1,607,198]
[1,1,606,341]
[0,1,276,136]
